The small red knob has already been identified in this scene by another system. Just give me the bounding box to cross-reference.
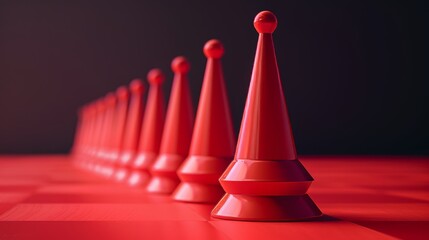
[203,39,224,59]
[116,86,129,100]
[147,68,165,85]
[254,11,277,34]
[171,56,190,74]
[129,79,144,93]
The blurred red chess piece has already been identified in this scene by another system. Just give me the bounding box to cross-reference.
[71,105,89,160]
[79,101,99,169]
[107,86,130,164]
[92,95,113,175]
[114,79,145,181]
[172,39,235,203]
[146,57,194,194]
[94,95,112,161]
[88,100,104,170]
[118,79,145,167]
[97,93,117,163]
[211,11,322,221]
[128,69,166,187]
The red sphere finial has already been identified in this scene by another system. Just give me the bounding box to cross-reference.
[171,56,190,74]
[254,10,277,34]
[130,78,144,93]
[105,93,116,106]
[116,86,129,100]
[203,39,224,59]
[147,68,165,85]
[96,99,106,111]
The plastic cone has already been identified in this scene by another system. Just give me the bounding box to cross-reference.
[173,40,235,203]
[146,57,194,194]
[107,86,130,164]
[211,11,322,221]
[129,69,166,186]
[118,79,145,167]
[98,93,117,162]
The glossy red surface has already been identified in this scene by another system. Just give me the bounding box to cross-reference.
[1,155,428,240]
[173,39,235,203]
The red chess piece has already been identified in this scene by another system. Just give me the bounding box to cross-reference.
[102,86,130,165]
[77,103,93,167]
[93,96,112,161]
[118,79,145,167]
[72,106,88,159]
[91,100,103,158]
[129,69,166,186]
[211,11,322,221]
[78,106,92,158]
[172,40,235,203]
[71,107,83,156]
[88,101,102,162]
[98,93,117,162]
[146,57,194,194]
[84,100,104,170]
[92,96,113,174]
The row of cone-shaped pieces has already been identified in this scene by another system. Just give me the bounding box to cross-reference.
[72,10,322,221]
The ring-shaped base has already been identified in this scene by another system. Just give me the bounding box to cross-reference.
[211,193,322,221]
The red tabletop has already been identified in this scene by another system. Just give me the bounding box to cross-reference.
[0,155,427,239]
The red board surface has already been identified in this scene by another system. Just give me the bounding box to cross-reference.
[0,155,428,239]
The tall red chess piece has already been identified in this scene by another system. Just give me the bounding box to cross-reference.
[146,57,194,193]
[172,40,235,203]
[211,11,322,221]
[118,79,145,167]
[129,69,166,186]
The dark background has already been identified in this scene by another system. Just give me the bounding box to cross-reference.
[0,0,427,154]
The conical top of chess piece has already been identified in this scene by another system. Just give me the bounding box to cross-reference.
[147,57,194,193]
[237,11,296,161]
[129,69,166,186]
[173,39,235,203]
[190,40,235,157]
[212,11,322,221]
[118,79,145,167]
